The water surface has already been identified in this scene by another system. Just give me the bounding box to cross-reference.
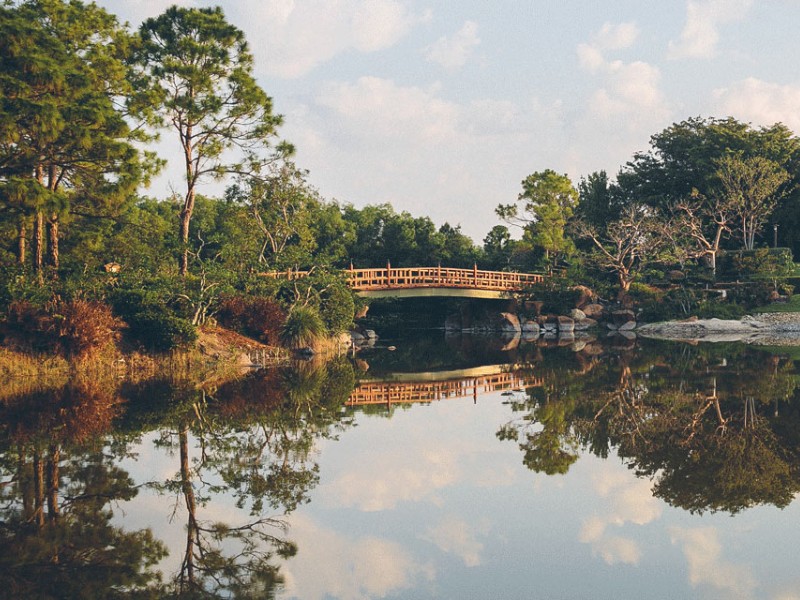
[2,333,800,598]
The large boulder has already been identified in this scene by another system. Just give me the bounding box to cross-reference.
[498,312,522,333]
[574,317,598,331]
[540,314,559,332]
[611,309,636,330]
[557,316,575,332]
[572,285,596,308]
[582,303,605,319]
[568,308,586,321]
[521,318,540,335]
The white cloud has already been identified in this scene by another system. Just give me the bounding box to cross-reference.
[668,0,754,59]
[594,22,640,51]
[289,75,569,237]
[574,23,671,170]
[319,445,460,511]
[229,0,420,78]
[713,77,800,133]
[421,517,488,567]
[281,514,434,600]
[317,77,461,143]
[425,20,481,69]
[578,466,662,566]
[670,527,756,597]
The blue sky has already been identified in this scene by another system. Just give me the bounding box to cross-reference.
[100,0,800,242]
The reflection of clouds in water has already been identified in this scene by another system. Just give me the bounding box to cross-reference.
[579,466,662,565]
[281,513,434,600]
[670,527,756,599]
[320,448,460,511]
[421,517,489,567]
[319,402,518,511]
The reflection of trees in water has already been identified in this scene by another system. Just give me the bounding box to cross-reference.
[500,342,800,514]
[0,382,167,597]
[137,357,356,597]
[0,357,358,598]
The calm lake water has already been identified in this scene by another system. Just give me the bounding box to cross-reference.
[3,332,800,599]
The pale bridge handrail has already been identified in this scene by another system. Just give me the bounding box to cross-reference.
[347,371,544,406]
[264,265,543,292]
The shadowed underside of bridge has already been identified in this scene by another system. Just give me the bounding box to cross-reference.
[266,265,544,298]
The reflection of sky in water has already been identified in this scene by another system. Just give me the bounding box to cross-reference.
[114,388,800,600]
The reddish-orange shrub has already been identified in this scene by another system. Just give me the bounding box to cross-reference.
[56,300,121,357]
[216,296,286,345]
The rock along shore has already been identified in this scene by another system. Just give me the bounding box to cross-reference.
[637,312,800,345]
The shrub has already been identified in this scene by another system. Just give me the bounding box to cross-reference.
[125,309,197,353]
[216,296,286,344]
[279,306,326,349]
[319,283,355,334]
[525,281,582,314]
[55,300,121,357]
[109,288,196,352]
[695,301,746,320]
[3,299,120,357]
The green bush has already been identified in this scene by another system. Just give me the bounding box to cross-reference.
[718,248,794,282]
[280,306,326,349]
[125,308,197,353]
[525,280,582,314]
[319,282,355,334]
[109,287,196,352]
[695,301,746,320]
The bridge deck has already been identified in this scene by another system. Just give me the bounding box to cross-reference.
[266,265,543,293]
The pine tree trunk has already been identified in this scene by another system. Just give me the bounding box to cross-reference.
[17,222,26,265]
[33,211,44,280]
[48,215,59,269]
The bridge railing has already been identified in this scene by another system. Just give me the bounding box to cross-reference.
[264,265,543,292]
[347,372,543,406]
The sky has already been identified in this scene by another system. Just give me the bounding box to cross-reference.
[98,0,800,243]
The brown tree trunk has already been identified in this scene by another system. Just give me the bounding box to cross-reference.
[47,215,59,269]
[33,211,44,281]
[17,222,27,265]
[46,444,60,522]
[179,427,197,591]
[179,201,192,276]
[33,450,45,528]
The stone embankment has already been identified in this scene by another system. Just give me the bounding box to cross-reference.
[637,312,800,345]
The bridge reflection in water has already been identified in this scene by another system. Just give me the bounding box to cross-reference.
[347,365,543,407]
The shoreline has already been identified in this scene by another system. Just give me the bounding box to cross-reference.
[637,312,800,345]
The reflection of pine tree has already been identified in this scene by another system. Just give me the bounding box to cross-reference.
[0,382,168,598]
[148,358,356,597]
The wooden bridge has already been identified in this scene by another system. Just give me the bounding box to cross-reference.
[267,264,544,298]
[347,365,543,407]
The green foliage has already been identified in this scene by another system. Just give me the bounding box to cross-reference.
[525,280,581,314]
[725,248,794,284]
[695,300,746,320]
[497,169,578,270]
[319,282,355,334]
[110,286,196,352]
[279,306,326,349]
